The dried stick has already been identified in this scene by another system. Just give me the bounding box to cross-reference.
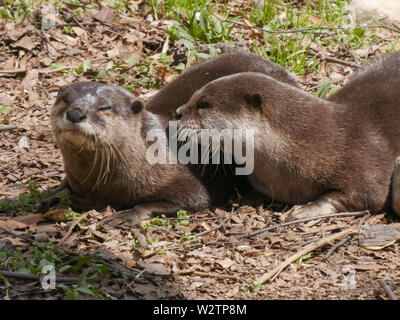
[0,226,34,243]
[58,211,90,246]
[379,279,398,300]
[224,21,400,34]
[238,211,368,239]
[0,270,78,283]
[0,69,26,74]
[308,49,359,68]
[0,125,16,132]
[254,228,359,286]
[325,237,348,258]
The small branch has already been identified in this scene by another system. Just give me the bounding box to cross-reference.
[308,49,360,68]
[189,207,234,238]
[325,237,348,258]
[0,125,16,132]
[160,208,235,251]
[225,21,400,34]
[58,211,90,246]
[254,228,359,286]
[0,226,34,243]
[0,270,78,283]
[63,8,107,49]
[379,279,398,300]
[238,211,368,239]
[0,69,26,74]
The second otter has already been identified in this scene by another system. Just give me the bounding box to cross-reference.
[177,52,400,219]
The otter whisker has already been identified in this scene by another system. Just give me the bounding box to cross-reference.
[81,135,100,186]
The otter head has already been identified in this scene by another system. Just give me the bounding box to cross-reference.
[176,73,265,139]
[51,82,144,150]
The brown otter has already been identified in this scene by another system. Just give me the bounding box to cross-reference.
[175,66,400,220]
[327,51,400,218]
[145,51,300,203]
[51,82,210,225]
[145,51,299,118]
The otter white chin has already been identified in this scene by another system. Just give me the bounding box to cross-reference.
[176,57,400,219]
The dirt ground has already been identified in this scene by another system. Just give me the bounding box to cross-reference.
[0,1,399,300]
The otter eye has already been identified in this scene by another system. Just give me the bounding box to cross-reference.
[98,105,112,111]
[197,101,212,110]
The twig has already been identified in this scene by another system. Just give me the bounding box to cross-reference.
[0,69,26,74]
[159,208,235,251]
[325,237,348,258]
[254,228,359,286]
[325,214,370,258]
[0,270,78,283]
[308,49,360,68]
[379,279,398,300]
[224,21,400,34]
[331,35,359,64]
[63,8,107,49]
[0,125,16,132]
[58,211,90,246]
[0,226,34,243]
[189,207,234,238]
[238,211,368,239]
[192,271,238,280]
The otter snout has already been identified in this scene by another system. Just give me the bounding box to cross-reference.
[66,108,87,123]
[175,105,185,119]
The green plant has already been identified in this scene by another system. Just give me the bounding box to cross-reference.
[0,181,53,214]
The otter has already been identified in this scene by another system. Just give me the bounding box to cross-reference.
[51,82,210,225]
[145,51,300,203]
[327,51,400,218]
[175,64,400,220]
[145,51,299,118]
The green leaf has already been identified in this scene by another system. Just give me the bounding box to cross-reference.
[83,59,91,73]
[67,289,76,300]
[77,268,91,286]
[105,61,114,70]
[50,63,63,69]
[58,265,72,273]
[0,106,12,114]
[125,56,137,66]
[211,15,222,34]
[74,256,95,272]
[76,287,95,296]
[353,28,365,38]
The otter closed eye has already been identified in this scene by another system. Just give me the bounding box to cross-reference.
[197,101,212,109]
[98,105,112,111]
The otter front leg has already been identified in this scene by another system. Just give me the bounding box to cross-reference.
[104,201,183,227]
[288,191,360,221]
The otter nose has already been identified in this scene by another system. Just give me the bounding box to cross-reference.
[66,108,87,123]
[175,106,184,120]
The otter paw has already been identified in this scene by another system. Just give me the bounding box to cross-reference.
[288,201,337,221]
[105,209,151,227]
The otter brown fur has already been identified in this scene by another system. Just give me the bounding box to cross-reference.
[51,82,210,224]
[145,51,300,203]
[176,65,400,219]
[145,51,299,119]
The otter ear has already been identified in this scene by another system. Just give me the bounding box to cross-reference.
[131,100,144,114]
[245,93,262,109]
